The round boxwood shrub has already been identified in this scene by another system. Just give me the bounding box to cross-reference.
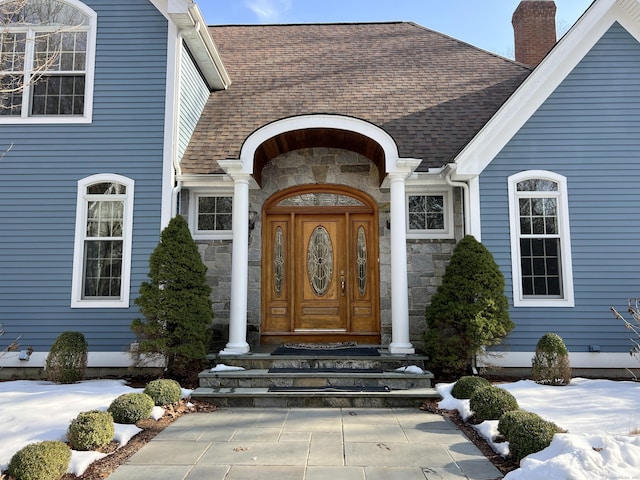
[45,331,88,384]
[532,332,571,386]
[67,410,115,451]
[451,376,491,399]
[7,441,71,480]
[107,392,154,424]
[498,409,541,440]
[506,412,563,462]
[143,379,182,406]
[469,385,519,422]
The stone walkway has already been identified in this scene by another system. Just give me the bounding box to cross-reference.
[107,408,502,480]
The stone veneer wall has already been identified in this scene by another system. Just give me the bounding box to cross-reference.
[188,148,462,349]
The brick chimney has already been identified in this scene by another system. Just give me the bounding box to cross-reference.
[512,0,557,66]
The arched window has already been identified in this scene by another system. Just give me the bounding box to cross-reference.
[508,171,574,307]
[0,0,96,122]
[72,174,134,307]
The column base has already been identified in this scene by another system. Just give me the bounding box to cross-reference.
[219,342,250,355]
[388,343,415,355]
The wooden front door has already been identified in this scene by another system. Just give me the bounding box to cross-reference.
[261,186,380,344]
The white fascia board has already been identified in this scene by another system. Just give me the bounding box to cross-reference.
[454,0,634,177]
[151,0,231,90]
[177,173,236,188]
[0,352,165,368]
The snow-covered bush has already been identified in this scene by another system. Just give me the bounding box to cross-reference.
[450,376,491,399]
[143,379,182,406]
[504,412,563,462]
[45,331,88,384]
[107,392,154,424]
[6,440,71,480]
[531,332,571,386]
[67,410,114,451]
[469,385,518,422]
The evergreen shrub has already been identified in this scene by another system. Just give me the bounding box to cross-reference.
[531,333,571,386]
[7,441,71,480]
[451,376,491,399]
[497,409,541,440]
[469,385,519,422]
[131,216,213,383]
[143,379,182,406]
[107,393,154,424]
[67,410,114,451]
[505,412,563,462]
[45,331,88,384]
[424,235,514,376]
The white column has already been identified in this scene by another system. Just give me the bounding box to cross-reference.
[388,173,415,354]
[221,174,251,354]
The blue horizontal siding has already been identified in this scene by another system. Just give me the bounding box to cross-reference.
[480,23,640,355]
[0,0,169,352]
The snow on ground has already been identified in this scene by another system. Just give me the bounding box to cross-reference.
[437,378,640,479]
[1,380,152,476]
[1,378,639,478]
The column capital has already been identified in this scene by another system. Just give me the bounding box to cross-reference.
[218,159,253,182]
[385,158,422,183]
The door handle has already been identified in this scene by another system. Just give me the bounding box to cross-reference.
[340,271,345,296]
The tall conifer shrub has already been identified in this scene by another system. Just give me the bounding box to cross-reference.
[424,235,514,376]
[131,216,212,383]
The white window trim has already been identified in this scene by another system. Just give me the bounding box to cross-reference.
[71,174,134,308]
[0,0,96,124]
[188,190,233,240]
[508,170,574,307]
[405,189,454,239]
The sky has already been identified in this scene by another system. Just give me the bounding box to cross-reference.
[198,1,595,58]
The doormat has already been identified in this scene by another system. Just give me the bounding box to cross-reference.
[268,385,390,393]
[268,367,384,374]
[271,344,380,356]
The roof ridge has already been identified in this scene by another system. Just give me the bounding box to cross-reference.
[208,21,409,27]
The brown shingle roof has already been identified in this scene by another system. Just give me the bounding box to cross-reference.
[181,22,532,175]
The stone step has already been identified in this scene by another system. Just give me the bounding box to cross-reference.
[207,351,429,371]
[190,386,440,408]
[199,368,433,389]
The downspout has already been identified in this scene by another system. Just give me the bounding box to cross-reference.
[171,30,188,218]
[442,164,471,236]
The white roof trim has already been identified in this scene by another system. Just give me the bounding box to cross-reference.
[454,0,640,178]
[151,0,231,90]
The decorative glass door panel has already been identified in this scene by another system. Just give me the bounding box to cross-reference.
[295,216,346,331]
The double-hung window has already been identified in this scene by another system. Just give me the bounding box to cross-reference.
[72,175,134,308]
[508,171,574,307]
[0,0,95,122]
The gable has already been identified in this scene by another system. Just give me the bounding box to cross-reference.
[454,0,640,178]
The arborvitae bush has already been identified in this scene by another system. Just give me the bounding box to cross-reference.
[45,331,88,384]
[7,441,71,480]
[143,379,182,406]
[131,216,213,384]
[469,385,519,422]
[424,235,514,376]
[67,410,115,451]
[505,412,563,462]
[451,376,491,399]
[107,393,154,424]
[531,333,571,386]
